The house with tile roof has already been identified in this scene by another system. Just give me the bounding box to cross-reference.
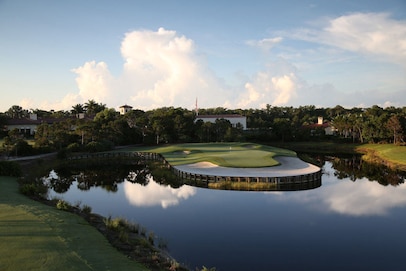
[302,116,337,136]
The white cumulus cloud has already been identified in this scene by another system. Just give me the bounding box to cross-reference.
[237,72,297,108]
[288,12,406,65]
[71,27,228,110]
[72,61,113,102]
[123,177,196,209]
[66,27,303,111]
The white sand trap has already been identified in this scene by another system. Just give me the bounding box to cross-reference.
[174,156,320,178]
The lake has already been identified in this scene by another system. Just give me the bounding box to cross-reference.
[46,157,406,271]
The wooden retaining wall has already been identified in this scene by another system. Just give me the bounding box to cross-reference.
[67,151,322,187]
[171,166,322,185]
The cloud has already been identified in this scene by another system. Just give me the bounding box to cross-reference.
[71,61,113,102]
[49,18,404,111]
[68,28,304,111]
[238,72,297,108]
[288,12,406,64]
[246,37,283,52]
[123,177,196,209]
[71,27,227,110]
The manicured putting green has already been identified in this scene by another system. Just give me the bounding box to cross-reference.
[127,142,296,168]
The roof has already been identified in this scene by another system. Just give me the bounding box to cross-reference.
[119,105,133,108]
[196,114,245,119]
[6,118,42,125]
[302,122,331,129]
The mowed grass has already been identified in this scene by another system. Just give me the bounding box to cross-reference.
[356,144,406,168]
[124,142,296,167]
[0,176,148,271]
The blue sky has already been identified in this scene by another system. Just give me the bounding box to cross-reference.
[1,0,405,112]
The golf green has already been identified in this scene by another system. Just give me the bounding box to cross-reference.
[127,142,297,167]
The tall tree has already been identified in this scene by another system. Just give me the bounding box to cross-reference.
[6,105,28,119]
[84,100,106,115]
[71,104,84,115]
[387,115,404,144]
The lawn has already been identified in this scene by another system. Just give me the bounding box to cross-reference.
[0,176,148,271]
[123,142,297,167]
[356,144,406,170]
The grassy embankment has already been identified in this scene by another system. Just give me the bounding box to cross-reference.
[356,143,406,171]
[124,142,296,168]
[0,176,149,271]
[271,141,406,171]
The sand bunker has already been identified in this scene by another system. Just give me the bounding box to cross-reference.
[173,156,320,178]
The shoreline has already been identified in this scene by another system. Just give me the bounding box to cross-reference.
[173,156,321,178]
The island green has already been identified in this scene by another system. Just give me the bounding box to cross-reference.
[123,142,296,168]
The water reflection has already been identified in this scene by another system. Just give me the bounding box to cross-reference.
[43,156,406,270]
[44,164,150,193]
[44,156,406,216]
[329,156,405,186]
[124,176,196,208]
[275,162,406,216]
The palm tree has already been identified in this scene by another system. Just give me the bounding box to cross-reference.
[84,100,98,115]
[71,104,84,115]
[84,100,106,115]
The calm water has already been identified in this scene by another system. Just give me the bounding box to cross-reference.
[46,158,406,271]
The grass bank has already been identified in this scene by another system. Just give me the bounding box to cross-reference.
[123,142,296,167]
[0,176,149,271]
[270,141,406,171]
[356,144,406,171]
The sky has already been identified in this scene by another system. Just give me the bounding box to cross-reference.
[1,0,405,113]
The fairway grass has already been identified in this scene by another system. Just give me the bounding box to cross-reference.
[124,142,297,167]
[0,176,148,271]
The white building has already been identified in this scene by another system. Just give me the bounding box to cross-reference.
[5,114,40,135]
[119,105,133,115]
[195,114,247,130]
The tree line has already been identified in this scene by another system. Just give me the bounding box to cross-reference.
[1,101,405,156]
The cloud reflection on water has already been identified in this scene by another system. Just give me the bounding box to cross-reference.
[123,177,196,209]
[320,178,406,216]
[275,166,406,216]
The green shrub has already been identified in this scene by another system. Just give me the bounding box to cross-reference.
[56,199,71,211]
[20,183,38,196]
[118,230,129,243]
[66,142,81,152]
[81,205,92,214]
[86,140,114,153]
[148,231,155,245]
[19,178,48,198]
[11,139,35,156]
[104,216,122,230]
[86,141,104,152]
